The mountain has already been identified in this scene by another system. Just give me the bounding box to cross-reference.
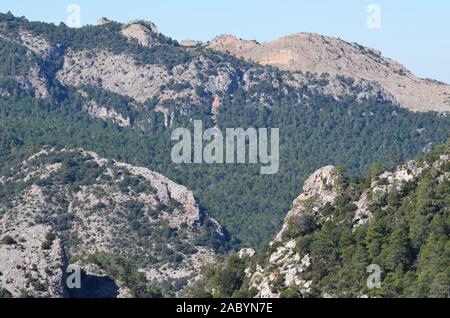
[187,144,450,298]
[205,33,450,113]
[0,148,225,298]
[0,12,449,248]
[3,16,396,123]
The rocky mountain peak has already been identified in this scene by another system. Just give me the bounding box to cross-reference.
[0,13,412,123]
[274,166,340,242]
[245,165,341,297]
[180,39,203,47]
[97,17,113,26]
[297,165,340,205]
[123,19,159,34]
[238,150,449,298]
[121,19,159,47]
[206,31,450,113]
[207,34,260,56]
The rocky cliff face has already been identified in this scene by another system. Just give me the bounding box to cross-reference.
[230,151,450,298]
[1,13,447,122]
[206,32,450,113]
[245,166,342,298]
[207,35,260,56]
[1,14,449,298]
[0,222,65,298]
[0,15,400,129]
[0,31,50,99]
[54,49,395,124]
[121,20,160,48]
[0,148,225,297]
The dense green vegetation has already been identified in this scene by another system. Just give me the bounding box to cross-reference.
[186,254,252,298]
[0,288,13,298]
[0,12,449,248]
[1,83,448,248]
[86,253,162,298]
[0,235,16,245]
[187,145,450,298]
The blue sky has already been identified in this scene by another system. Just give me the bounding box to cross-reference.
[1,0,449,83]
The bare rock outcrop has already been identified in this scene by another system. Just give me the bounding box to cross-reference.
[85,100,131,127]
[97,17,112,26]
[121,20,159,48]
[14,66,49,99]
[242,153,449,298]
[353,157,447,227]
[0,148,225,297]
[207,35,259,56]
[56,50,237,106]
[0,31,50,98]
[242,166,341,298]
[180,39,203,47]
[275,166,341,241]
[55,48,395,122]
[207,32,450,113]
[0,222,65,298]
[19,31,53,58]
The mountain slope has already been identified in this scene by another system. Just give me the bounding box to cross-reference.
[0,148,225,297]
[206,33,450,113]
[0,13,397,124]
[188,144,450,298]
[0,12,449,247]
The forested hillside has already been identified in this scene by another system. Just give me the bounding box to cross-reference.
[187,144,450,298]
[0,12,449,247]
[0,148,225,297]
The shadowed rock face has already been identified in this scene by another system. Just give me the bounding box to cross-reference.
[206,32,450,113]
[65,272,119,298]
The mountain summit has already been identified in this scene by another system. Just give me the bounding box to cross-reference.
[188,145,450,298]
[205,32,450,113]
